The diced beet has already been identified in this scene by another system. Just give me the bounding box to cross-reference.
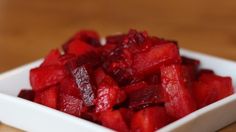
[65,39,97,57]
[34,85,58,109]
[99,110,129,132]
[133,43,181,77]
[124,81,163,109]
[40,49,61,67]
[72,65,95,106]
[76,30,101,47]
[77,52,101,69]
[18,89,34,101]
[58,93,85,117]
[30,65,68,91]
[119,108,134,127]
[95,76,126,113]
[106,34,126,45]
[197,69,214,77]
[181,56,200,87]
[58,54,78,66]
[161,64,197,119]
[193,72,234,108]
[60,76,81,98]
[94,68,107,85]
[131,106,173,132]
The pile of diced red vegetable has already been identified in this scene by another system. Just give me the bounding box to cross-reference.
[18,29,234,132]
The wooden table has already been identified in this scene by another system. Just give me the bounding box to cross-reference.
[0,0,236,131]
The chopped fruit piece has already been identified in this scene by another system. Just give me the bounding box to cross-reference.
[72,65,95,106]
[106,34,126,45]
[77,52,101,69]
[181,56,200,87]
[95,75,126,113]
[18,89,34,101]
[30,65,68,91]
[41,49,61,67]
[34,86,58,109]
[58,93,85,117]
[60,76,81,98]
[76,30,101,47]
[131,106,173,132]
[94,68,107,85]
[99,110,129,132]
[65,39,97,57]
[119,108,134,127]
[161,64,197,119]
[193,72,234,108]
[124,81,162,109]
[133,43,181,77]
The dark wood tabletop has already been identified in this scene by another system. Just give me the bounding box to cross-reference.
[0,0,236,131]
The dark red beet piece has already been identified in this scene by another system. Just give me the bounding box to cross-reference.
[106,34,126,45]
[58,93,85,117]
[181,56,200,87]
[161,64,197,119]
[30,65,68,91]
[131,106,173,132]
[99,110,129,132]
[34,85,58,109]
[18,89,34,101]
[60,76,81,98]
[133,43,181,77]
[95,75,126,113]
[94,68,107,85]
[72,65,95,106]
[193,72,234,108]
[40,49,61,67]
[77,30,101,47]
[124,81,163,109]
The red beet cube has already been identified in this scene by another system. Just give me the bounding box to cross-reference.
[99,110,129,132]
[106,34,126,45]
[193,72,234,108]
[18,89,34,101]
[133,43,181,77]
[72,65,95,106]
[181,56,200,87]
[40,49,61,67]
[161,64,197,119]
[94,68,107,85]
[58,93,85,117]
[95,76,126,113]
[30,65,68,91]
[60,76,81,98]
[124,81,163,109]
[131,106,173,132]
[34,85,58,109]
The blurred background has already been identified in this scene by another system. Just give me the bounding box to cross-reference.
[0,0,236,131]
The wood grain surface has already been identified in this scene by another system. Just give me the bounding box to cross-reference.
[0,0,236,131]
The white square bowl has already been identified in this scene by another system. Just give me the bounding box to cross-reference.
[0,49,236,132]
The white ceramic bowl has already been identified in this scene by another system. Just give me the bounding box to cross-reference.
[0,49,236,132]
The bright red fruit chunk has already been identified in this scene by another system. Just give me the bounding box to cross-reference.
[193,72,234,108]
[95,75,126,113]
[58,93,84,117]
[34,85,58,109]
[30,65,68,91]
[124,81,162,109]
[18,89,35,101]
[161,64,197,119]
[40,49,61,67]
[133,43,181,77]
[131,106,173,132]
[99,110,129,132]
